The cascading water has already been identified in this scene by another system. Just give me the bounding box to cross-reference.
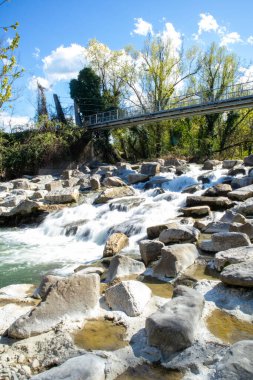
[0,164,229,287]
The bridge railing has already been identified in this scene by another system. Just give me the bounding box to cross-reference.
[84,81,253,127]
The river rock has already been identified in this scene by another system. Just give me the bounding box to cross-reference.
[229,222,253,239]
[214,340,253,380]
[105,280,152,316]
[0,182,14,192]
[62,178,80,188]
[103,176,126,187]
[0,194,26,207]
[200,232,251,252]
[146,285,204,358]
[8,274,100,338]
[220,262,253,287]
[180,206,210,217]
[220,210,247,224]
[45,188,79,204]
[141,162,160,176]
[31,353,106,380]
[164,158,186,166]
[204,183,232,197]
[94,186,135,204]
[0,199,40,217]
[45,181,62,191]
[147,223,171,239]
[153,243,199,278]
[231,176,253,189]
[11,178,31,190]
[31,190,48,200]
[236,197,253,216]
[0,303,34,335]
[244,154,253,166]
[222,159,243,169]
[186,196,234,210]
[128,173,149,184]
[159,223,200,244]
[139,239,164,265]
[181,184,202,194]
[202,160,221,170]
[90,175,101,190]
[103,232,129,257]
[60,169,73,180]
[203,222,231,234]
[109,197,144,212]
[214,246,253,271]
[106,254,145,282]
[32,275,62,300]
[228,165,246,176]
[228,184,253,201]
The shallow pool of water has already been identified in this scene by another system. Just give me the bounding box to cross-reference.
[72,319,128,351]
[206,308,253,344]
[116,364,183,380]
[184,263,219,281]
[140,276,174,298]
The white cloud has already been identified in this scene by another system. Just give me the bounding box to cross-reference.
[28,76,51,91]
[7,37,13,46]
[0,112,31,131]
[247,36,253,45]
[196,13,219,38]
[220,32,242,46]
[42,43,87,83]
[238,66,253,83]
[33,47,40,59]
[133,18,153,36]
[160,22,182,53]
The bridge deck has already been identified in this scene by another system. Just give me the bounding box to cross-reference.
[83,83,253,131]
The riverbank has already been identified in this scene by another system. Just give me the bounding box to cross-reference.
[0,157,253,379]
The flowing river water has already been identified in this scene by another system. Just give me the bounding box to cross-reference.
[0,165,229,288]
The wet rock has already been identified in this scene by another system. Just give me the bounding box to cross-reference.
[202,160,221,170]
[45,188,79,204]
[220,210,247,224]
[181,184,201,194]
[228,184,253,201]
[223,159,243,169]
[128,173,149,184]
[199,232,251,253]
[102,176,126,187]
[31,190,48,200]
[0,182,14,191]
[180,205,210,218]
[204,183,232,197]
[0,194,26,207]
[60,170,73,180]
[244,154,253,166]
[214,246,253,271]
[160,166,176,173]
[229,222,253,239]
[103,232,129,257]
[164,158,186,167]
[214,340,253,380]
[31,353,106,380]
[153,243,199,278]
[141,162,160,176]
[90,175,101,190]
[105,280,152,316]
[186,196,234,210]
[109,197,144,212]
[220,262,253,287]
[144,177,170,190]
[228,166,246,176]
[45,181,62,191]
[236,197,253,216]
[106,254,145,282]
[231,176,253,189]
[159,223,200,244]
[147,223,171,239]
[8,274,100,338]
[11,178,31,190]
[139,239,164,265]
[146,285,204,358]
[94,186,135,204]
[203,222,230,234]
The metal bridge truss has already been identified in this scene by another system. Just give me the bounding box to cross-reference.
[84,82,253,130]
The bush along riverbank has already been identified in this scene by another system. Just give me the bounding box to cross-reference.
[1,156,253,379]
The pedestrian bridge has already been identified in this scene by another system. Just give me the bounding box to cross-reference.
[84,82,253,130]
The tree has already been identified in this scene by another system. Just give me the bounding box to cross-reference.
[0,1,23,109]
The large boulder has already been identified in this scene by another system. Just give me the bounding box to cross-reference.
[8,274,100,338]
[204,183,232,197]
[244,154,253,166]
[94,186,135,204]
[106,254,145,282]
[214,246,253,271]
[128,173,149,185]
[90,175,101,190]
[186,196,234,210]
[220,262,253,287]
[139,239,164,265]
[214,340,253,380]
[45,181,62,191]
[180,205,210,218]
[147,223,171,239]
[146,286,204,358]
[103,232,129,257]
[102,176,126,187]
[159,223,200,244]
[202,160,221,170]
[228,184,253,201]
[11,178,31,190]
[220,210,247,224]
[153,243,199,278]
[45,188,79,204]
[105,280,152,316]
[236,197,253,216]
[222,159,243,169]
[229,222,253,239]
[31,354,106,380]
[199,232,251,253]
[141,162,160,176]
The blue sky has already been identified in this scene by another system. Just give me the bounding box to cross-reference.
[2,0,253,129]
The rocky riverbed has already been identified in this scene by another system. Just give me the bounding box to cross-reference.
[0,157,253,379]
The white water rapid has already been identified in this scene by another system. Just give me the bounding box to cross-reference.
[0,164,229,286]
